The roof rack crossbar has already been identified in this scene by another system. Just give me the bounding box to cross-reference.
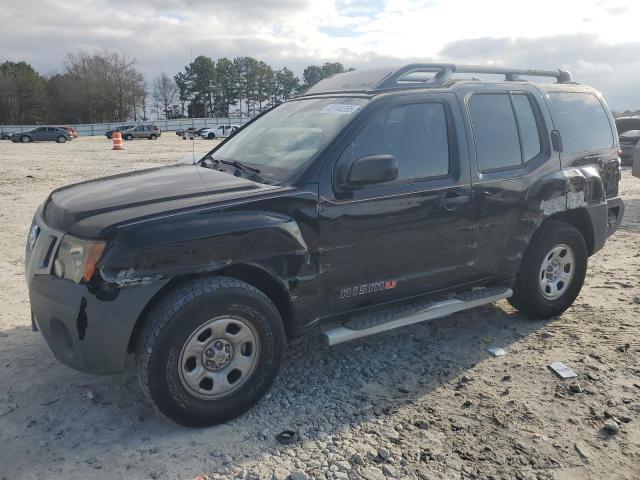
[374,63,574,90]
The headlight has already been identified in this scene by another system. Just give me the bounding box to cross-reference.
[53,235,105,283]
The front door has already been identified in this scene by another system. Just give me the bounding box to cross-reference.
[319,94,476,314]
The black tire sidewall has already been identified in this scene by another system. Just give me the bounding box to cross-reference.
[142,282,285,426]
[512,221,587,318]
[57,136,66,143]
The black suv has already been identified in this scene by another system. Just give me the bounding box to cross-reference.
[26,64,624,426]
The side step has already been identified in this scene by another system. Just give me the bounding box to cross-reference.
[322,287,512,346]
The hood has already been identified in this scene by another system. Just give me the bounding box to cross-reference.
[43,164,276,237]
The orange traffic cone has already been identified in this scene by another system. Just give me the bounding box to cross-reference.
[112,131,124,150]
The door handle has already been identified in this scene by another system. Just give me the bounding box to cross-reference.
[438,194,469,210]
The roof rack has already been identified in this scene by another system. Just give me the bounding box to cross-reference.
[301,63,575,96]
[377,64,574,89]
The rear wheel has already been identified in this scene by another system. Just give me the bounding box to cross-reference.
[207,133,215,140]
[125,134,133,140]
[57,135,67,143]
[509,220,587,318]
[136,277,286,427]
[149,134,157,140]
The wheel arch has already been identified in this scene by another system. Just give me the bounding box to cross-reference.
[541,208,595,255]
[126,263,295,354]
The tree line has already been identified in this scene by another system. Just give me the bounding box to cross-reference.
[0,51,352,125]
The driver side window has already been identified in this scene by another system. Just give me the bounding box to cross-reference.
[340,102,450,184]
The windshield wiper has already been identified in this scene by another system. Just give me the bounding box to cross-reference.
[213,158,261,173]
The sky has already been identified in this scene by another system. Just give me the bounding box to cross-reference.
[1,0,639,110]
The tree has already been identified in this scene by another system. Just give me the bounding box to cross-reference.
[184,55,216,117]
[212,58,241,117]
[302,65,324,89]
[62,51,145,123]
[254,61,275,113]
[0,61,46,124]
[153,73,178,119]
[275,67,299,103]
[174,72,189,117]
[234,56,259,116]
[300,62,349,92]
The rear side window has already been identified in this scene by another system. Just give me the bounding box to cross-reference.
[468,93,543,172]
[343,102,450,183]
[548,92,613,154]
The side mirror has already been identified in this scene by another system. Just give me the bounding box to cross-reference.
[347,154,398,186]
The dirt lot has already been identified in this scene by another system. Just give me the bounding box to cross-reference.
[0,135,639,480]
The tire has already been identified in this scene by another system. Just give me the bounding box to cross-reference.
[125,134,133,141]
[508,220,587,318]
[149,134,157,140]
[57,136,67,143]
[21,136,31,143]
[207,133,215,140]
[136,276,286,427]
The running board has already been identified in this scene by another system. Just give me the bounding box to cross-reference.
[322,287,512,346]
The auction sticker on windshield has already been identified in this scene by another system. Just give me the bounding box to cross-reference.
[320,104,361,115]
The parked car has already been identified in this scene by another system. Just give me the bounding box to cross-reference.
[619,129,640,165]
[176,127,196,137]
[615,117,640,165]
[61,126,78,139]
[201,124,240,140]
[105,125,135,139]
[25,64,624,427]
[11,127,71,143]
[0,131,11,140]
[121,124,161,140]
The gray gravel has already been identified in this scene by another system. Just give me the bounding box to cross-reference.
[0,138,639,480]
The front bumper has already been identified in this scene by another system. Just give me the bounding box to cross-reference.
[26,213,167,374]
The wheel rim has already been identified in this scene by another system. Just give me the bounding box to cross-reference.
[22,136,30,143]
[58,136,65,143]
[178,316,260,400]
[538,243,575,300]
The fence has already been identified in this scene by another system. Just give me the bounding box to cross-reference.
[0,117,253,137]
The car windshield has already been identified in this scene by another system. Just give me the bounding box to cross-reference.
[210,97,369,181]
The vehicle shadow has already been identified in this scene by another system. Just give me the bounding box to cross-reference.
[0,302,554,479]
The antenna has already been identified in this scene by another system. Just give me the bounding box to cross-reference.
[190,50,195,162]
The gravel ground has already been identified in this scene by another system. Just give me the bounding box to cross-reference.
[0,135,639,480]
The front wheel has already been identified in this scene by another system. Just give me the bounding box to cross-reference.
[125,134,133,141]
[136,277,286,427]
[207,133,215,140]
[21,136,32,143]
[509,220,587,318]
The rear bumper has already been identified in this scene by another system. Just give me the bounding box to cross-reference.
[606,196,624,236]
[583,197,624,256]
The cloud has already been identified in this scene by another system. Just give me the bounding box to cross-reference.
[437,34,640,110]
[0,0,638,110]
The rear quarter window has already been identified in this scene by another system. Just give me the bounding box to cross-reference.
[548,92,613,154]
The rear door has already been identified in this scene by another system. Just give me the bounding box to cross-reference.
[319,93,476,314]
[32,127,47,141]
[458,86,559,281]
